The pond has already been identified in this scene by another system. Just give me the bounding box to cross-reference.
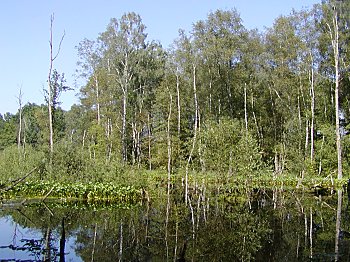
[0,187,349,261]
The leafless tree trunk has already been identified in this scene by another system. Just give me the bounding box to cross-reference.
[48,14,65,154]
[17,87,23,151]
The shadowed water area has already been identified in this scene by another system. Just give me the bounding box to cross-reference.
[0,187,349,261]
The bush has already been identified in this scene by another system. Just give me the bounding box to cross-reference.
[201,118,265,177]
[0,145,44,183]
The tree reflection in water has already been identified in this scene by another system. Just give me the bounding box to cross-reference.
[0,187,349,261]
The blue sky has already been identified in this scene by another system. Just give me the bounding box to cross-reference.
[0,0,320,115]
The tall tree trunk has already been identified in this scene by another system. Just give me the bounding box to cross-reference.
[334,47,342,179]
[122,89,127,162]
[121,52,131,163]
[47,14,65,155]
[23,118,27,150]
[94,75,101,125]
[132,121,136,165]
[176,68,181,137]
[244,83,248,133]
[185,64,198,205]
[137,129,141,168]
[106,118,113,162]
[198,99,205,172]
[48,16,55,155]
[305,119,309,159]
[17,88,23,151]
[176,68,182,168]
[147,113,152,170]
[310,62,315,161]
[209,70,212,115]
[328,7,342,179]
[82,129,86,149]
[167,90,172,184]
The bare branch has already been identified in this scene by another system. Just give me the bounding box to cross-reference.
[53,30,66,61]
[49,13,66,62]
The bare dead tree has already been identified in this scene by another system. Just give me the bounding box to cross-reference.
[16,86,23,151]
[48,13,65,154]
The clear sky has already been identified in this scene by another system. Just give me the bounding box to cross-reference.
[0,0,320,115]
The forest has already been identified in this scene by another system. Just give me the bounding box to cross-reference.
[0,1,349,195]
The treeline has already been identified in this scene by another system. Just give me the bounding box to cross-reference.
[1,1,350,182]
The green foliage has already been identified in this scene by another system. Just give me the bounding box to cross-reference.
[314,124,337,175]
[50,142,89,180]
[0,145,44,183]
[45,69,71,110]
[233,132,265,177]
[0,113,17,150]
[201,118,264,177]
[2,4,350,189]
[201,118,240,172]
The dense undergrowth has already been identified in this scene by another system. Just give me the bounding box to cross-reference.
[0,167,347,202]
[0,144,348,202]
[1,3,350,204]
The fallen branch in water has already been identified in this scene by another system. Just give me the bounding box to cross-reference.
[42,186,55,202]
[2,167,38,192]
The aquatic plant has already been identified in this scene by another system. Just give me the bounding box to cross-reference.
[1,181,142,203]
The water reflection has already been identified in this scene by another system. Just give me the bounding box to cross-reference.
[0,188,349,261]
[0,215,80,261]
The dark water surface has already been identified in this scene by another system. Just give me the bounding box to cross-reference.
[0,187,349,261]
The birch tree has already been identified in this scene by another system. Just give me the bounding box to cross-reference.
[320,0,350,179]
[98,13,147,162]
[76,39,103,125]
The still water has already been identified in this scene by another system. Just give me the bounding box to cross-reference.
[0,187,349,261]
